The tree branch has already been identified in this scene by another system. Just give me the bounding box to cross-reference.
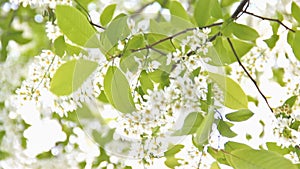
[226,38,273,113]
[231,0,249,20]
[243,11,295,33]
[131,22,223,53]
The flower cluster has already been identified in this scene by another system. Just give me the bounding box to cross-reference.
[272,103,300,148]
[10,0,72,9]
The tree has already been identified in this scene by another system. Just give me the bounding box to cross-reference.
[0,0,299,168]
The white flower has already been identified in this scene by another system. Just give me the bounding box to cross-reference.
[23,118,66,157]
[45,22,62,42]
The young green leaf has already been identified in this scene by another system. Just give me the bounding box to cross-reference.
[207,147,230,165]
[208,37,253,66]
[209,72,248,109]
[291,2,300,24]
[292,30,300,61]
[172,112,204,136]
[226,149,297,169]
[266,142,290,155]
[264,34,279,49]
[211,0,223,19]
[169,1,189,20]
[139,70,154,94]
[272,67,286,86]
[225,109,254,122]
[50,59,98,96]
[100,15,130,53]
[231,23,259,41]
[194,0,211,27]
[217,120,237,138]
[100,4,117,26]
[221,0,239,7]
[54,36,66,57]
[104,66,136,114]
[284,95,298,108]
[195,110,215,146]
[211,162,221,169]
[225,141,252,152]
[56,5,99,48]
[164,144,184,168]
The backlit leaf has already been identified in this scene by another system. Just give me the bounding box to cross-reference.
[291,2,300,24]
[104,66,136,114]
[225,109,254,122]
[226,149,297,169]
[209,72,248,109]
[50,59,98,96]
[100,4,117,26]
[173,112,204,136]
[195,110,215,145]
[56,5,99,48]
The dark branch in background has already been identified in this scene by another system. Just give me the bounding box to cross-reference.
[74,0,106,30]
[133,1,155,14]
[243,11,295,33]
[226,38,273,113]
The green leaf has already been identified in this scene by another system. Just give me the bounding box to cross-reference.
[145,33,176,53]
[221,0,239,7]
[173,112,204,136]
[211,162,221,169]
[164,144,184,168]
[149,69,170,89]
[100,4,117,26]
[207,147,230,165]
[211,0,223,19]
[66,44,86,56]
[226,149,297,169]
[104,66,136,114]
[54,36,66,57]
[139,70,154,94]
[92,129,115,145]
[50,59,98,96]
[231,23,259,41]
[266,142,290,155]
[194,0,211,27]
[225,141,252,152]
[100,15,130,54]
[169,1,189,20]
[272,67,286,86]
[56,5,99,48]
[292,2,300,24]
[0,151,10,160]
[284,96,298,108]
[292,31,300,61]
[0,130,5,145]
[195,110,215,146]
[264,34,279,49]
[217,120,237,138]
[225,109,254,122]
[208,37,254,65]
[209,72,248,109]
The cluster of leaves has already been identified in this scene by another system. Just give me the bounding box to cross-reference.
[1,0,300,168]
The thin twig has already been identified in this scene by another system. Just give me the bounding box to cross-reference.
[226,38,273,113]
[243,11,295,33]
[131,22,223,53]
[74,0,106,30]
[32,55,56,94]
